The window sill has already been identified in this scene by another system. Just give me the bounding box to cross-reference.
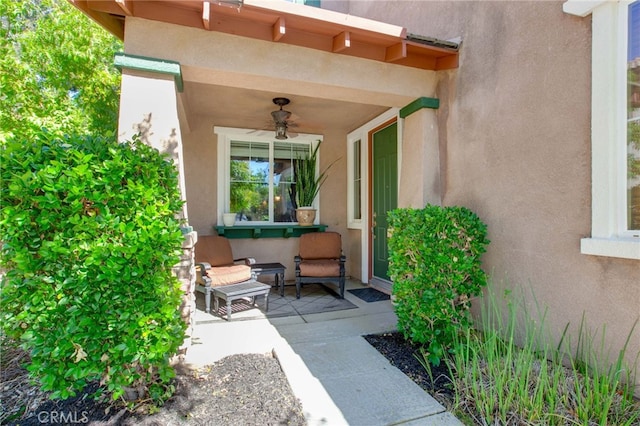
[580,237,640,260]
[215,224,327,239]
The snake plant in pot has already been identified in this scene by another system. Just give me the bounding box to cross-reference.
[293,140,337,226]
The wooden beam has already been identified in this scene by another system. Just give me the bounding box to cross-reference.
[435,54,459,71]
[202,1,211,30]
[332,31,350,53]
[115,0,133,16]
[68,0,125,40]
[385,42,406,62]
[272,16,285,42]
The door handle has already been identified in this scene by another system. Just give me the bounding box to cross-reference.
[372,211,378,238]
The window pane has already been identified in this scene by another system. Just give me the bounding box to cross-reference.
[273,142,310,222]
[628,1,640,230]
[228,139,313,223]
[273,143,295,222]
[230,141,269,222]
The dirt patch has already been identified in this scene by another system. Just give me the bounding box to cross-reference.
[2,342,306,426]
[363,331,455,410]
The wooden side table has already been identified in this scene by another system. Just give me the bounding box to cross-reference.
[212,281,271,321]
[251,263,287,296]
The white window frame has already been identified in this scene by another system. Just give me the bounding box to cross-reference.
[214,127,323,225]
[347,135,363,229]
[564,0,640,259]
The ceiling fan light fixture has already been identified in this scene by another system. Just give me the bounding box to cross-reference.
[271,109,291,123]
[274,122,288,140]
[272,97,292,139]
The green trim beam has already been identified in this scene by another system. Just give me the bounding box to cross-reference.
[215,224,327,239]
[114,52,183,92]
[399,97,439,118]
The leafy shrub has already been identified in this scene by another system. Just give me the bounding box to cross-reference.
[0,130,186,402]
[388,204,489,365]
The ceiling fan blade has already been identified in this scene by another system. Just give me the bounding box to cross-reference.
[288,112,302,123]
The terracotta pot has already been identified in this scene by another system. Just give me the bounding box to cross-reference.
[296,207,316,226]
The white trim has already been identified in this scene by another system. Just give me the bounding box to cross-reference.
[214,126,323,225]
[581,237,640,259]
[347,108,400,283]
[563,0,607,17]
[346,135,363,230]
[565,1,640,259]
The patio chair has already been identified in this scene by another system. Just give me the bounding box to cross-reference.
[294,232,346,299]
[194,235,257,313]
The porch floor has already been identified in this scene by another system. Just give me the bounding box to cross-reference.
[186,279,463,425]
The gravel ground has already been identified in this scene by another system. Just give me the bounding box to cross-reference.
[2,332,445,426]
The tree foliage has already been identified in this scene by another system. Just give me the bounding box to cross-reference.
[0,0,122,139]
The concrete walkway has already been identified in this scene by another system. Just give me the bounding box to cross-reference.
[184,281,463,426]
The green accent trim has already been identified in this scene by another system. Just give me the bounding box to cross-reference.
[114,52,183,92]
[399,97,439,118]
[215,224,327,239]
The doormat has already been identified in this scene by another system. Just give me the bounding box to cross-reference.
[347,287,391,303]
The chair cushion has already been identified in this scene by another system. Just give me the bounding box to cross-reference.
[206,264,252,286]
[299,259,340,277]
[195,235,234,266]
[299,232,342,260]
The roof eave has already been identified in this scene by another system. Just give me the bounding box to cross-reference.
[68,0,459,71]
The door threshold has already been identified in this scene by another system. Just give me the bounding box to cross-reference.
[369,277,392,295]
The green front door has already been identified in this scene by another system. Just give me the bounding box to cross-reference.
[372,122,398,282]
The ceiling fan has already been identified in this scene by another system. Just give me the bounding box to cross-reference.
[270,97,298,139]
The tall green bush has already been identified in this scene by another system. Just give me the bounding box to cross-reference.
[388,204,489,365]
[0,130,186,402]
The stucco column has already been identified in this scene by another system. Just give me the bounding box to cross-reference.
[398,99,442,208]
[115,54,197,346]
[117,71,187,217]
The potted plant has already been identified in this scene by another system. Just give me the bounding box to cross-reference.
[293,140,337,226]
[222,212,237,226]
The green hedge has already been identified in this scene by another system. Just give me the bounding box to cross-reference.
[388,204,489,366]
[0,131,186,402]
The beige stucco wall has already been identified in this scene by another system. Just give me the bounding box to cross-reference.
[181,115,217,235]
[399,108,441,208]
[348,0,640,382]
[179,114,350,280]
[121,17,438,281]
[122,17,436,109]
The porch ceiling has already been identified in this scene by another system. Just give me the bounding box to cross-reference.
[182,82,389,135]
[70,0,459,71]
